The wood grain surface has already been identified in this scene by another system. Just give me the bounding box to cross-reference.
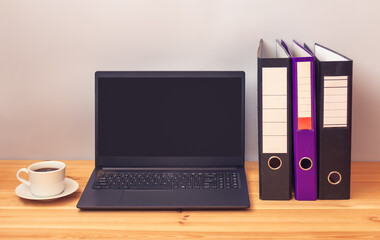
[1,160,380,239]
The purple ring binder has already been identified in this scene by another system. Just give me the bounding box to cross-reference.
[283,40,317,200]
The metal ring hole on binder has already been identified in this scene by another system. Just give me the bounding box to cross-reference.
[299,158,312,171]
[328,171,342,185]
[268,156,282,170]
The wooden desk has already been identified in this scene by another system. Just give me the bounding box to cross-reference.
[1,160,380,239]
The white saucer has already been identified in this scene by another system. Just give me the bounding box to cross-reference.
[15,178,79,200]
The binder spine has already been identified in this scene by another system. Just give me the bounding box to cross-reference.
[292,56,317,201]
[258,41,292,200]
[317,60,352,199]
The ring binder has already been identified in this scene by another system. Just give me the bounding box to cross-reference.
[304,43,352,199]
[258,39,293,200]
[282,40,317,201]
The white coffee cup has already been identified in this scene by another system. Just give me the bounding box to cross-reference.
[16,161,66,197]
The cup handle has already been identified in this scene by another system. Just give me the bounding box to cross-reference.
[17,168,30,186]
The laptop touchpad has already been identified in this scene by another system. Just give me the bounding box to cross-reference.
[120,190,174,206]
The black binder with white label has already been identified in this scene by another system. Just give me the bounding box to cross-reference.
[258,39,293,200]
[305,43,353,199]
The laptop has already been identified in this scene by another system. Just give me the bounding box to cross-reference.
[77,71,250,209]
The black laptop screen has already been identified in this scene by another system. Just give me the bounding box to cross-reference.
[97,76,243,157]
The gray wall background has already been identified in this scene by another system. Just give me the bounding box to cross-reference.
[1,0,379,161]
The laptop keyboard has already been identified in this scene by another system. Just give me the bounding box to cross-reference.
[92,171,240,190]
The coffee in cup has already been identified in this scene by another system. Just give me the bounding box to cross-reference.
[16,161,66,197]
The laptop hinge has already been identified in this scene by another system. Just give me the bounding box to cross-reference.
[102,167,237,171]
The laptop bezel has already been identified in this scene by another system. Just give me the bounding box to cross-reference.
[95,71,245,168]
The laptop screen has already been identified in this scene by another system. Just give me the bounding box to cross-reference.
[96,72,244,167]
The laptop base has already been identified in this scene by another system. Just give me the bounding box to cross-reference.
[77,167,250,210]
